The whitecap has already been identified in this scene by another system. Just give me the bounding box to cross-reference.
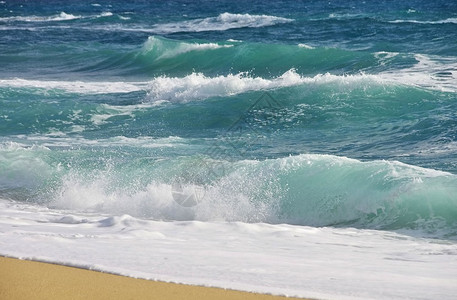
[389,18,457,24]
[379,54,457,93]
[298,43,314,49]
[145,69,387,102]
[0,12,81,22]
[142,36,232,59]
[152,12,293,34]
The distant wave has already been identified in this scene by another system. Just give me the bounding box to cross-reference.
[0,78,147,94]
[328,13,367,20]
[298,43,314,49]
[0,11,114,22]
[389,18,457,24]
[151,12,294,33]
[0,12,81,22]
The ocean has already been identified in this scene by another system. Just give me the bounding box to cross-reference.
[1,0,457,299]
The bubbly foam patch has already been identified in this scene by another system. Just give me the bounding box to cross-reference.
[379,54,457,93]
[146,69,386,102]
[0,79,147,94]
[44,152,457,229]
[2,199,457,300]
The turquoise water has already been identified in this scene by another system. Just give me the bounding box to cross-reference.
[1,0,456,238]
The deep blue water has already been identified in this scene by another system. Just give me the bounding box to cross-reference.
[1,0,456,238]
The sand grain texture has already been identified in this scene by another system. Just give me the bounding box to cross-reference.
[0,256,306,300]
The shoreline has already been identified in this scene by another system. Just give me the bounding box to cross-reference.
[0,256,308,300]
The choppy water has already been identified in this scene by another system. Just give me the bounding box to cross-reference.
[1,0,456,238]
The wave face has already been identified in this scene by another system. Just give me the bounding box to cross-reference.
[1,0,457,239]
[1,144,456,237]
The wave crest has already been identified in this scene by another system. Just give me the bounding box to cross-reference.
[0,11,114,22]
[152,12,293,33]
[389,18,457,24]
[1,141,456,236]
[146,69,386,102]
[142,36,232,59]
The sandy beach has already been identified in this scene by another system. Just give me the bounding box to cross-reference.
[0,256,306,300]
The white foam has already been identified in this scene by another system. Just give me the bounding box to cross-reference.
[0,78,148,94]
[100,12,113,17]
[0,12,81,22]
[6,134,186,149]
[0,141,50,151]
[374,51,399,60]
[298,43,314,49]
[328,13,365,20]
[146,69,387,102]
[89,104,138,125]
[32,152,452,225]
[0,199,456,300]
[379,54,457,93]
[389,18,457,24]
[142,36,232,59]
[152,12,293,34]
[0,11,115,22]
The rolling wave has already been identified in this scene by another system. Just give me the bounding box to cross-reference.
[6,36,449,94]
[133,36,367,76]
[0,11,114,22]
[151,12,294,33]
[1,143,456,236]
[0,12,80,22]
[145,69,387,102]
[389,18,457,24]
[142,36,233,59]
[4,35,455,95]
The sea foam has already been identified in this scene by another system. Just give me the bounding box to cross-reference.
[389,18,457,24]
[2,199,457,300]
[0,79,147,94]
[0,11,114,22]
[3,145,448,233]
[0,12,81,22]
[146,69,387,102]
